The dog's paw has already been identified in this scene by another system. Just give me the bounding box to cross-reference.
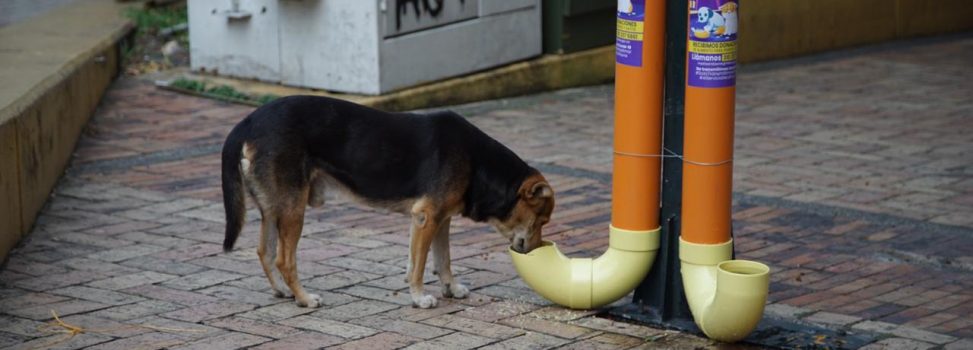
[442,283,469,299]
[412,294,438,309]
[297,293,323,308]
[448,283,470,299]
[274,289,294,299]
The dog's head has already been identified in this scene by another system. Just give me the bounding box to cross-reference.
[491,172,555,254]
[697,7,712,23]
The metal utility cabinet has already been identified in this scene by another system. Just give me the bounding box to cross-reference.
[189,0,542,95]
[542,0,615,54]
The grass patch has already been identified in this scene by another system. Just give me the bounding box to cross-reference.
[169,78,281,106]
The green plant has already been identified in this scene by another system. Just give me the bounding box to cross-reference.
[206,85,250,101]
[122,4,190,71]
[124,6,188,35]
[255,94,281,105]
[167,78,280,106]
[170,78,205,92]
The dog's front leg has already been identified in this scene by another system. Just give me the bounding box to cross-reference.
[432,217,469,299]
[408,209,439,308]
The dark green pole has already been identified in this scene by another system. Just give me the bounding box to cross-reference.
[630,0,694,326]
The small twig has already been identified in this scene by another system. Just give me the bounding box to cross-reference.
[33,309,205,350]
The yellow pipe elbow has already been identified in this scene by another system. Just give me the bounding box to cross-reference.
[680,237,770,342]
[508,226,660,309]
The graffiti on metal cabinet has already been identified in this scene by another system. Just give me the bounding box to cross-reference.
[395,0,467,29]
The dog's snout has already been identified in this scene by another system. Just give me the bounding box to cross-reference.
[513,237,526,253]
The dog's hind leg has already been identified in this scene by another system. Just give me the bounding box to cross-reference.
[431,217,468,299]
[242,151,292,299]
[276,196,322,308]
[257,213,291,298]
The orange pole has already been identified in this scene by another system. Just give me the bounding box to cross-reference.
[612,0,666,231]
[682,0,739,244]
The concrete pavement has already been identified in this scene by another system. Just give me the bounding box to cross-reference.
[0,0,80,28]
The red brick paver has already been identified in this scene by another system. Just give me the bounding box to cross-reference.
[2,36,972,349]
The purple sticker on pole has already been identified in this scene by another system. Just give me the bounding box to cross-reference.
[688,0,738,88]
[616,0,645,67]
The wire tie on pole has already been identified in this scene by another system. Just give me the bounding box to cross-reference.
[613,149,733,166]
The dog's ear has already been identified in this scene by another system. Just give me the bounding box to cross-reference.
[528,181,554,200]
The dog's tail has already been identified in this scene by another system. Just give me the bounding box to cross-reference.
[222,121,248,253]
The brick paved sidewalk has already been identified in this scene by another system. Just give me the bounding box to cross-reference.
[1,35,971,349]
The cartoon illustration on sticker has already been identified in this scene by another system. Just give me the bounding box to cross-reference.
[720,1,738,36]
[616,0,646,67]
[618,0,634,14]
[696,6,725,37]
[688,0,738,88]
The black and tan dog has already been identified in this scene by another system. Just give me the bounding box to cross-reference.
[222,96,555,308]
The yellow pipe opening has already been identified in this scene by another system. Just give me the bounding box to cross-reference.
[508,226,659,309]
[507,0,667,311]
[680,0,769,342]
[680,237,769,342]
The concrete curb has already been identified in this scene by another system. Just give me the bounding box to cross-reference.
[0,0,133,124]
[151,46,615,112]
[0,0,134,261]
